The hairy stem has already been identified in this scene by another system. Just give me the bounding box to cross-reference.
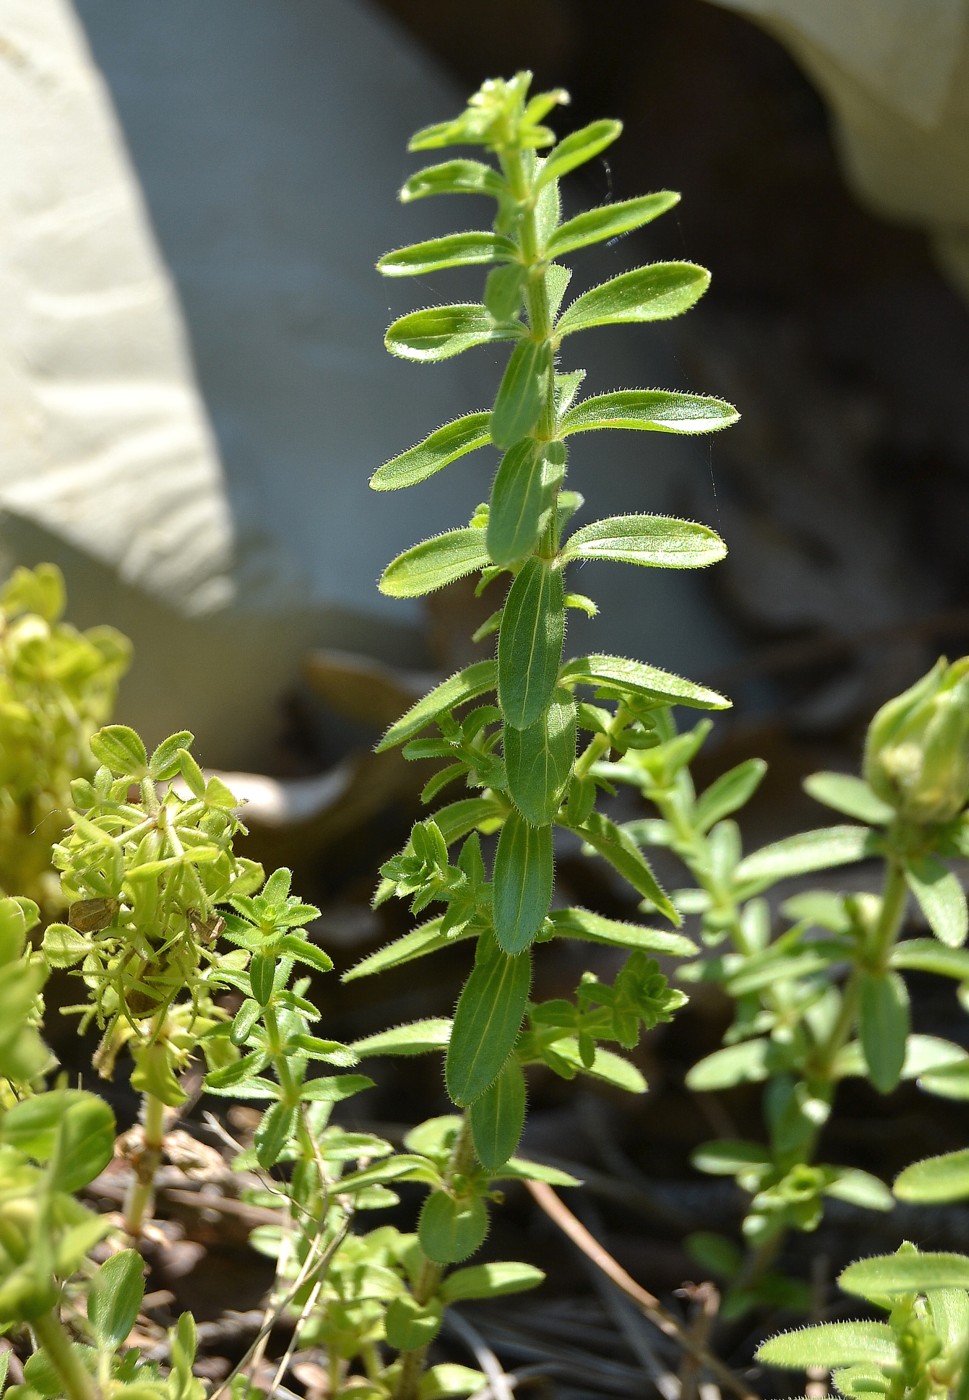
[392,1115,476,1400]
[32,1310,100,1400]
[122,1090,166,1236]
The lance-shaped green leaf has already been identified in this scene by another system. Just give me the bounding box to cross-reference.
[694,758,768,832]
[573,810,678,923]
[756,1322,897,1370]
[335,1154,442,1195]
[469,1057,526,1170]
[535,119,622,188]
[87,1250,145,1350]
[370,412,491,491]
[486,262,527,320]
[498,559,566,729]
[691,1140,771,1176]
[490,338,552,451]
[561,514,725,569]
[350,1019,452,1058]
[802,771,894,825]
[433,794,505,843]
[895,1148,969,1204]
[545,192,680,258]
[559,653,730,711]
[557,263,710,337]
[891,939,969,980]
[385,304,519,361]
[686,1038,779,1091]
[840,1250,969,1299]
[547,907,695,956]
[255,1101,299,1169]
[560,389,738,437]
[736,825,875,887]
[905,854,969,947]
[833,1032,966,1084]
[824,1168,893,1212]
[400,159,506,203]
[446,942,531,1105]
[493,810,554,954]
[504,692,576,826]
[487,440,546,566]
[380,528,491,598]
[543,1040,647,1093]
[378,232,515,277]
[344,921,462,981]
[377,659,497,751]
[858,969,910,1094]
[440,1261,545,1304]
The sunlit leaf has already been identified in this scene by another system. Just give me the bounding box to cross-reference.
[380,528,490,598]
[841,1250,969,1300]
[547,906,695,956]
[350,1019,452,1058]
[379,231,515,277]
[560,389,738,437]
[535,120,622,188]
[561,514,725,569]
[694,759,767,832]
[559,654,729,711]
[371,413,491,491]
[385,304,519,361]
[895,1148,969,1204]
[891,938,969,979]
[756,1322,897,1369]
[557,264,709,336]
[574,810,677,922]
[545,192,679,257]
[89,725,148,778]
[905,854,969,947]
[803,771,894,825]
[87,1250,145,1349]
[440,1261,544,1304]
[377,660,497,751]
[858,970,910,1094]
[400,159,506,203]
[736,826,875,889]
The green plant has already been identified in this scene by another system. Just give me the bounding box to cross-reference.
[597,659,969,1331]
[349,70,740,1397]
[0,891,205,1400]
[3,70,969,1400]
[0,565,129,911]
[757,1242,969,1398]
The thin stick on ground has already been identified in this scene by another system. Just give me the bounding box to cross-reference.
[525,1180,761,1400]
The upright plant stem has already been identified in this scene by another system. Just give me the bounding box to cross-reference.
[32,1310,99,1400]
[738,851,911,1293]
[394,124,563,1400]
[122,1090,166,1237]
[393,1115,476,1400]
